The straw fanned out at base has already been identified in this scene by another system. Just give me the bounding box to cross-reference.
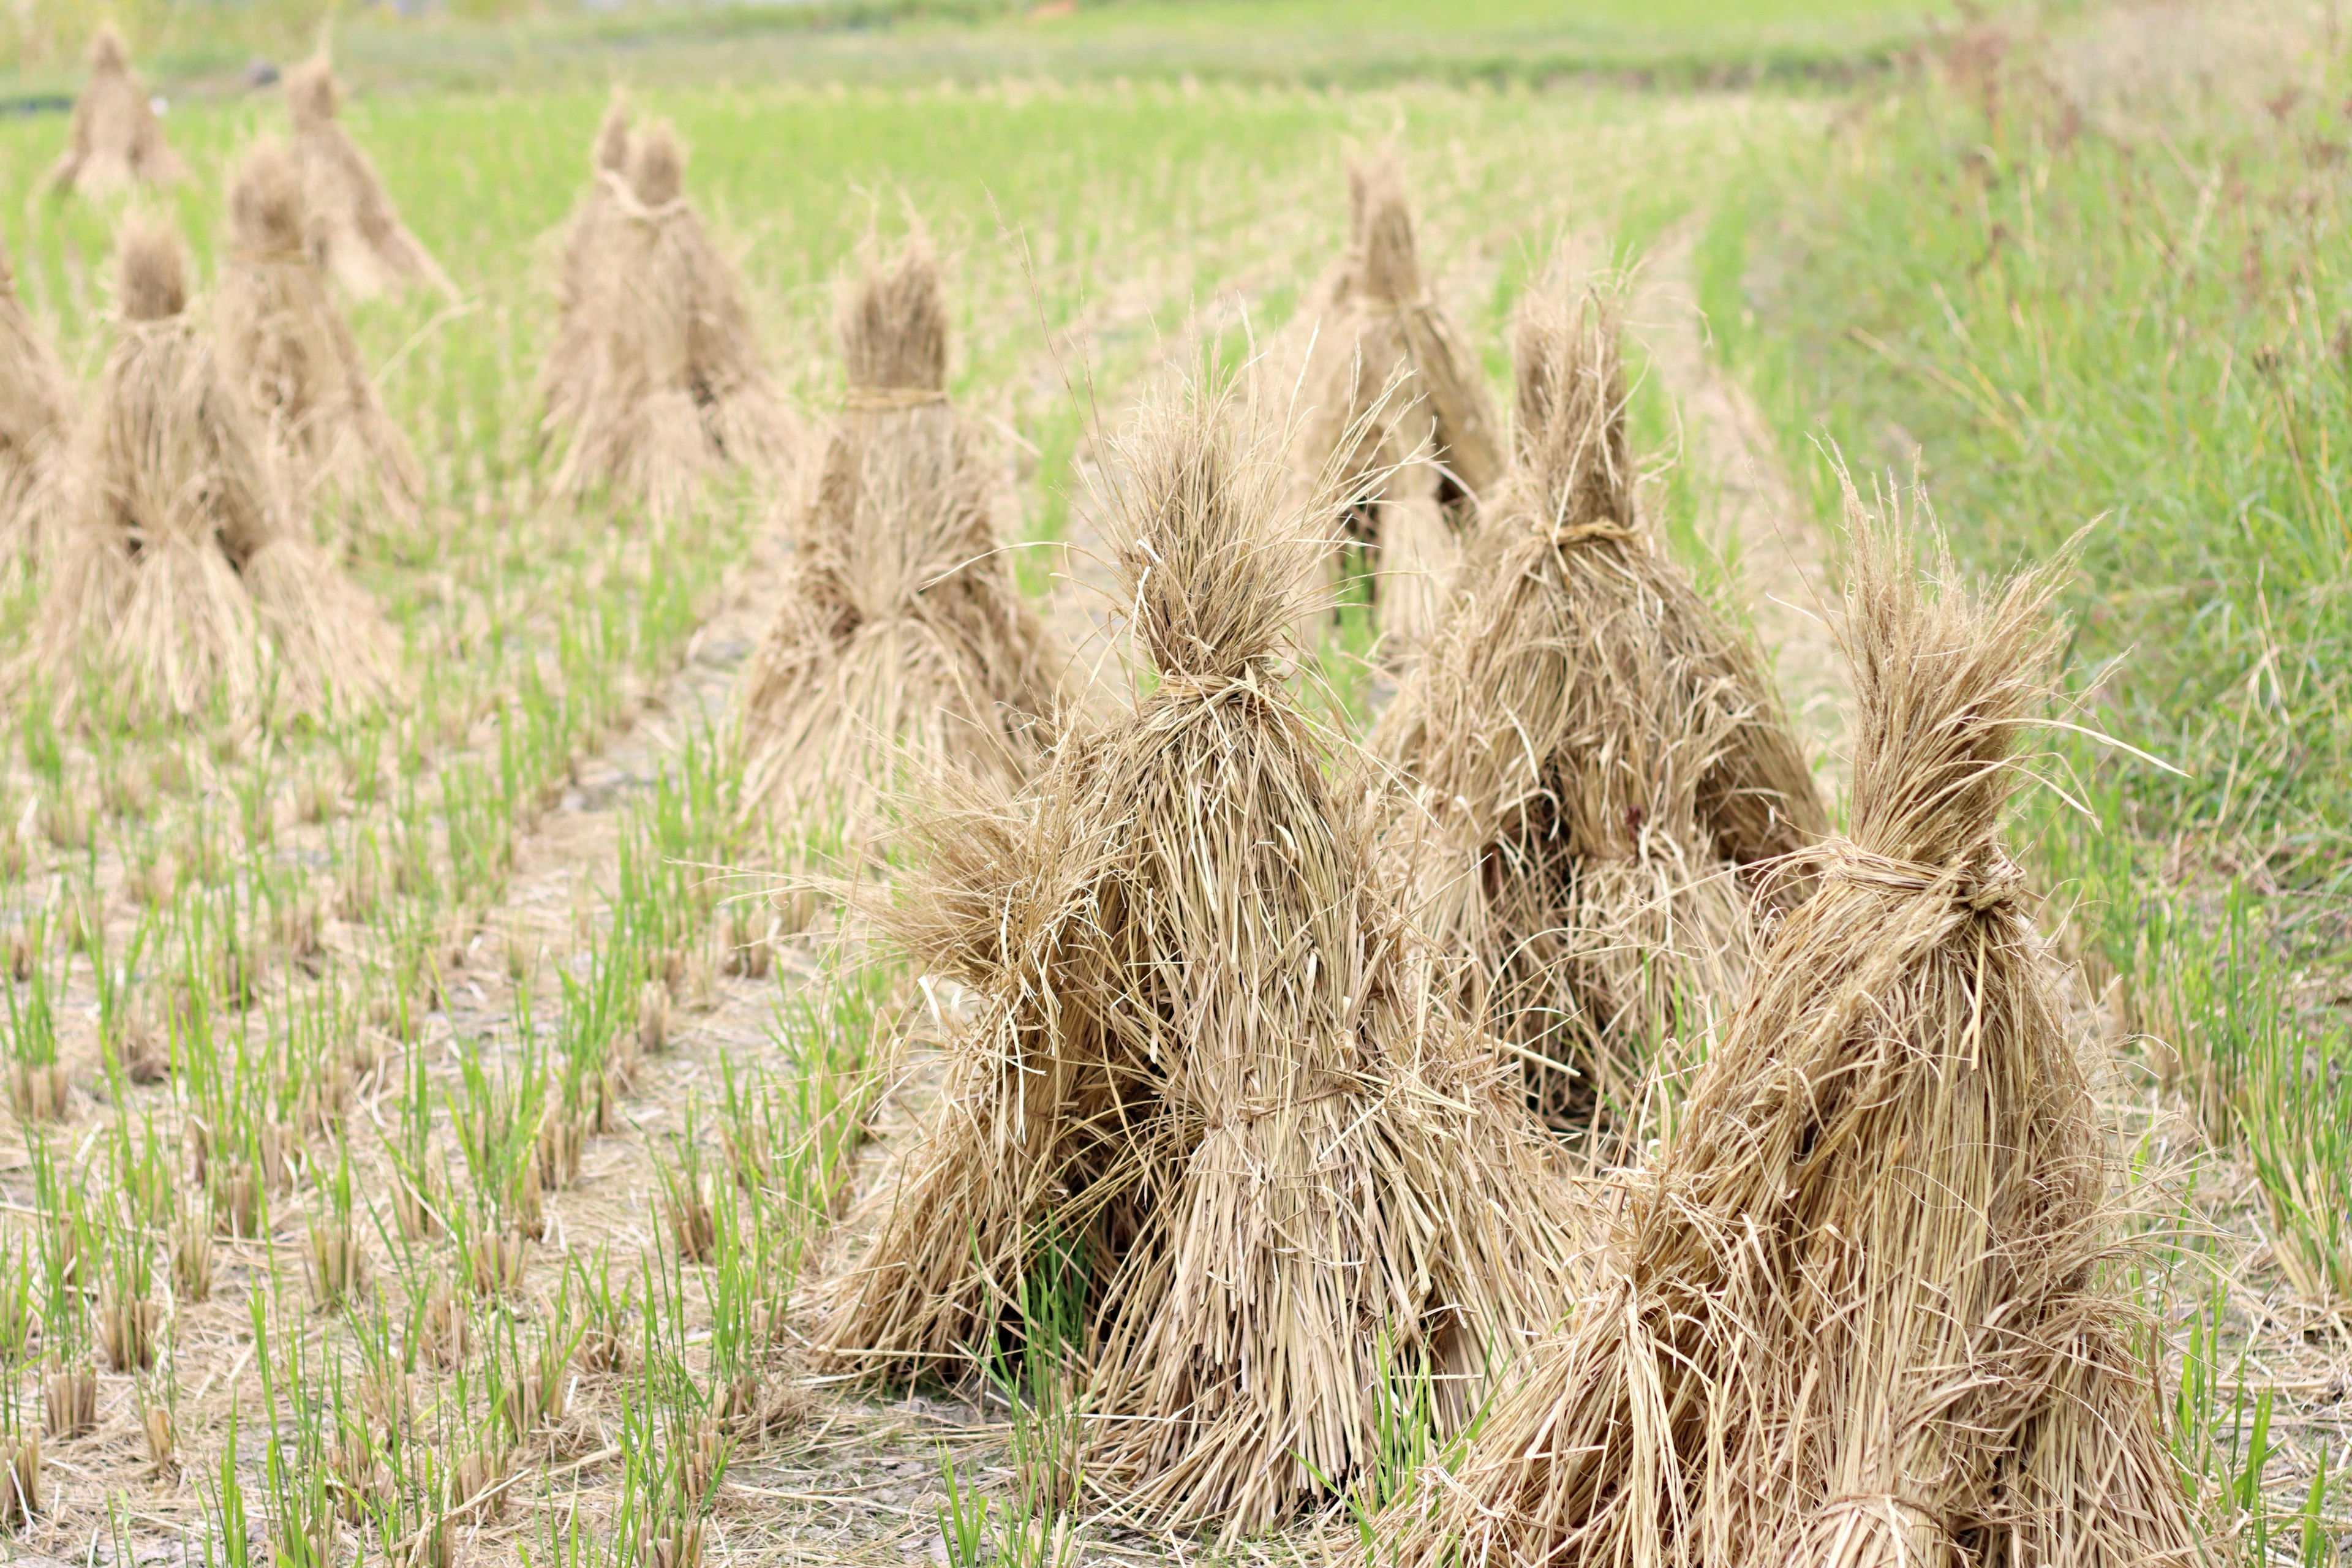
[286,52,456,301]
[0,227,73,572]
[813,371,1577,1542]
[543,121,794,518]
[1291,151,1503,657]
[47,26,187,195]
[1374,282,1825,1133]
[1382,483,2199,1568]
[28,217,401,723]
[219,139,425,541]
[734,236,1065,850]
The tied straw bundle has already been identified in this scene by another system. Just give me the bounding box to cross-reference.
[735,235,1065,850]
[541,93,636,438]
[1382,487,2199,1568]
[32,217,401,723]
[0,226,73,571]
[813,370,1574,1540]
[285,52,456,300]
[1374,282,1823,1132]
[1292,151,1503,657]
[218,140,425,539]
[47,26,187,195]
[545,121,793,519]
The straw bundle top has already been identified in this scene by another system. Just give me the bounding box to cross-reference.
[230,141,308,259]
[839,239,949,397]
[118,219,188,323]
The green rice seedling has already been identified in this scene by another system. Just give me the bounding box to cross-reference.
[4,914,68,1121]
[252,1289,343,1568]
[198,1404,255,1568]
[2242,1017,2352,1313]
[0,1235,31,1366]
[170,1186,215,1303]
[306,1142,372,1312]
[138,1358,179,1479]
[756,955,894,1225]
[96,913,164,1084]
[447,1036,546,1242]
[654,1096,716,1265]
[96,1210,162,1373]
[568,1246,634,1375]
[935,1446,992,1568]
[0,1378,37,1532]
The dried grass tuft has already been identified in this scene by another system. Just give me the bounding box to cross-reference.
[1382,480,2199,1568]
[1290,149,1504,655]
[26,215,401,723]
[0,227,74,573]
[543,118,794,518]
[47,25,187,195]
[219,138,424,540]
[285,52,455,300]
[813,369,1575,1540]
[1373,281,1824,1131]
[734,233,1064,847]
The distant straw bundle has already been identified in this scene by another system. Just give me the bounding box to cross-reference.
[813,373,1574,1539]
[1383,489,2199,1568]
[1373,284,1823,1129]
[545,121,791,517]
[32,217,400,722]
[285,53,455,300]
[736,236,1060,843]
[1292,152,1503,655]
[47,26,186,195]
[540,94,634,437]
[219,140,424,538]
[0,228,72,570]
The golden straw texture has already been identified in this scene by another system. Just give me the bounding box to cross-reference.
[47,26,186,195]
[285,53,456,300]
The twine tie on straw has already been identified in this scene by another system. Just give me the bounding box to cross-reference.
[233,248,312,266]
[1546,519,1636,548]
[843,386,951,412]
[1819,837,2024,912]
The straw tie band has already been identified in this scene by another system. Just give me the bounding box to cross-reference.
[843,386,950,412]
[1547,519,1635,548]
[1819,837,2026,912]
[233,248,313,266]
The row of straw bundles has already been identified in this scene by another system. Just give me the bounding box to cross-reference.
[1381,495,2196,1567]
[811,372,1576,1540]
[734,238,1068,851]
[1289,151,1502,659]
[31,217,401,723]
[542,104,794,519]
[1376,287,1825,1132]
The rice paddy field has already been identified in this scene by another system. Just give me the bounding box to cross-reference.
[0,0,2348,1563]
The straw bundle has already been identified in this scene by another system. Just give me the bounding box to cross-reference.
[218,140,424,538]
[540,94,635,440]
[545,121,791,518]
[1383,490,2199,1568]
[32,217,400,722]
[736,236,1060,843]
[285,53,455,301]
[47,26,186,195]
[1291,152,1503,655]
[1373,284,1824,1129]
[0,228,72,570]
[813,373,1573,1540]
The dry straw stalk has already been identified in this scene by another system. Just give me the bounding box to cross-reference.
[47,26,187,195]
[0,227,73,573]
[30,216,401,722]
[285,52,456,300]
[1291,150,1504,656]
[1374,281,1824,1133]
[1384,483,2199,1568]
[219,138,425,540]
[814,370,1575,1540]
[543,119,793,518]
[734,234,1065,850]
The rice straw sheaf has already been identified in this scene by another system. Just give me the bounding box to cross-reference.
[285,52,456,300]
[0,226,74,573]
[545,121,793,518]
[219,139,424,541]
[813,372,1575,1542]
[1291,151,1504,656]
[540,93,634,442]
[47,26,187,195]
[1373,282,1825,1132]
[31,217,401,723]
[1382,485,2200,1568]
[735,236,1063,848]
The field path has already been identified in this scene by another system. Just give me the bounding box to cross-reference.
[1637,228,1850,794]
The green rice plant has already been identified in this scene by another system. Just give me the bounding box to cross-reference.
[934,1445,993,1568]
[654,1096,717,1265]
[2241,1019,2352,1314]
[306,1142,373,1313]
[0,1235,33,1365]
[4,914,67,1122]
[198,1404,255,1568]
